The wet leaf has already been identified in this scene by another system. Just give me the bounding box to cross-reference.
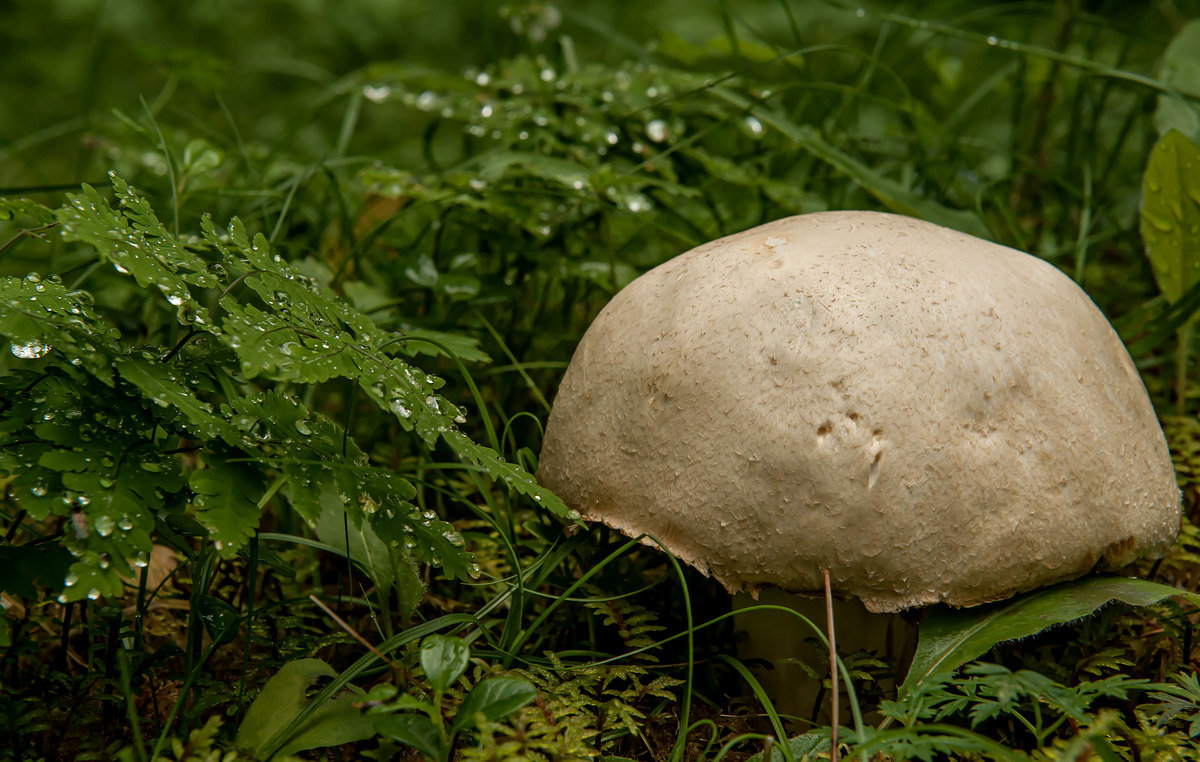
[0,197,56,225]
[189,452,263,558]
[1141,129,1200,305]
[58,177,216,319]
[195,593,240,645]
[0,275,122,384]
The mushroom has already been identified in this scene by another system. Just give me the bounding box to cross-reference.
[537,211,1181,717]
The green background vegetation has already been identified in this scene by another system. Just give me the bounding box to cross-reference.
[3,1,1200,759]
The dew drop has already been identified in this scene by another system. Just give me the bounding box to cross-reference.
[646,119,668,143]
[389,398,412,418]
[363,84,391,103]
[626,194,652,213]
[11,340,51,359]
[415,91,437,110]
[94,515,115,537]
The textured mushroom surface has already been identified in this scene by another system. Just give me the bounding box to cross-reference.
[538,211,1181,613]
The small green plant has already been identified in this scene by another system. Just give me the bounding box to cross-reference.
[235,658,375,759]
[368,634,537,761]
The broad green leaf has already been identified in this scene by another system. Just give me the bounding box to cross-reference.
[1155,20,1200,142]
[901,577,1200,697]
[420,634,470,693]
[1141,129,1200,305]
[374,713,446,760]
[235,658,374,758]
[449,676,537,735]
[189,452,264,557]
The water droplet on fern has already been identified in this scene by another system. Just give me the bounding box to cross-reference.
[94,515,115,536]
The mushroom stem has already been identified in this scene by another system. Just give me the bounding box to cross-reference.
[732,588,916,730]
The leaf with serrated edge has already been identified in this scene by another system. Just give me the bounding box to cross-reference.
[901,577,1200,697]
[0,276,122,384]
[57,177,218,323]
[189,452,263,557]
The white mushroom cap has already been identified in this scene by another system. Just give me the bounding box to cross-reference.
[538,211,1181,613]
